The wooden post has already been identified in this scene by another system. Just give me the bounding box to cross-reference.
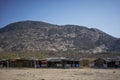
[6,60,9,68]
[62,60,66,68]
[34,60,36,68]
[71,61,73,67]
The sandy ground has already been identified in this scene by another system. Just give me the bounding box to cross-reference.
[0,68,120,80]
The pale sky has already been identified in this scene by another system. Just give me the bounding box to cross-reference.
[0,0,120,38]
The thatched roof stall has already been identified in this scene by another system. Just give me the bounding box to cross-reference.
[40,60,47,67]
[47,57,63,68]
[4,58,46,68]
[0,59,8,68]
[46,57,80,68]
[94,57,120,68]
[105,57,120,68]
[9,59,35,68]
[94,58,106,68]
[80,59,90,68]
[8,58,44,68]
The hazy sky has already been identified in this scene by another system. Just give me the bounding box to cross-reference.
[0,0,120,38]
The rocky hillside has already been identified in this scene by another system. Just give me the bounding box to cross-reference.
[0,20,119,53]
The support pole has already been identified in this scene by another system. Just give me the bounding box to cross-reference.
[6,60,9,68]
[34,60,36,68]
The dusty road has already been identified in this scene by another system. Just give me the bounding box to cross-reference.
[0,68,120,80]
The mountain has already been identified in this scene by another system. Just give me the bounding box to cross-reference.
[0,20,119,53]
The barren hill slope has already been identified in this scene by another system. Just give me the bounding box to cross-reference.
[0,20,119,53]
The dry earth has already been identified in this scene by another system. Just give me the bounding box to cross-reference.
[0,68,120,80]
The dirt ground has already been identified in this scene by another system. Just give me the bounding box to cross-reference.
[0,68,120,80]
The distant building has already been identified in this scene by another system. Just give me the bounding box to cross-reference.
[1,57,120,69]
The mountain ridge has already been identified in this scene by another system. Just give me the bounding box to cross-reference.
[0,20,119,53]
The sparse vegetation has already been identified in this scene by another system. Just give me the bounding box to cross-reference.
[0,51,120,60]
[0,51,47,60]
